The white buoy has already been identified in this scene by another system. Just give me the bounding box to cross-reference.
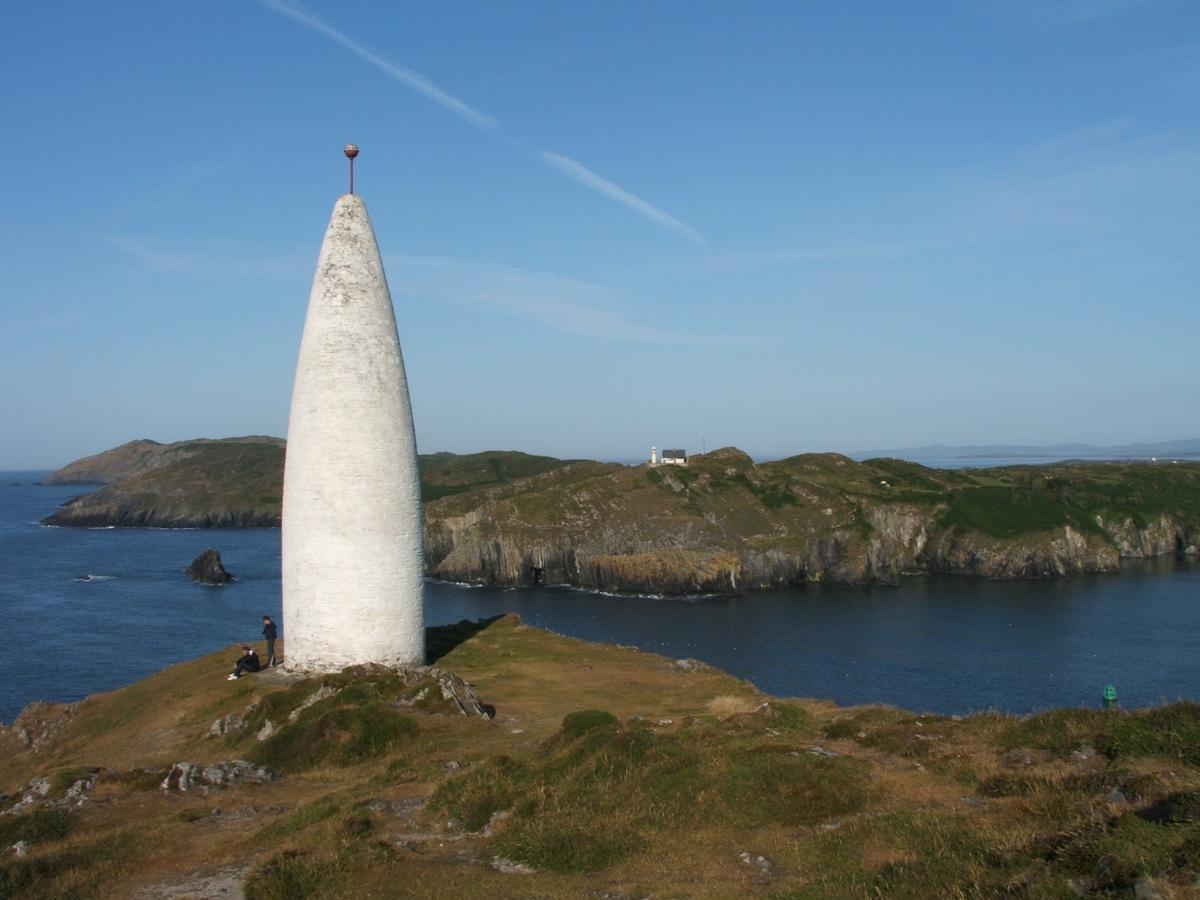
[281,184,424,672]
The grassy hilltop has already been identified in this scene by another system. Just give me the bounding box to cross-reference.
[39,439,1200,589]
[1,617,1198,898]
[40,442,576,529]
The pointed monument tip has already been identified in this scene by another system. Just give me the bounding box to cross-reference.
[344,144,360,194]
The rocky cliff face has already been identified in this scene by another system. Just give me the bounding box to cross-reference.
[425,510,1193,593]
[424,452,1200,594]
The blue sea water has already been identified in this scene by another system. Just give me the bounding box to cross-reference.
[1,472,1197,722]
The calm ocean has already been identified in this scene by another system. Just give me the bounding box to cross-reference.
[1,472,1196,722]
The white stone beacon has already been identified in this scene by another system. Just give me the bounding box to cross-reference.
[281,173,424,672]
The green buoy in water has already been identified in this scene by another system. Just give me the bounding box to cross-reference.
[1102,684,1117,710]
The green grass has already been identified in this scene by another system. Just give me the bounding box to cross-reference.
[248,700,418,773]
[244,840,398,900]
[559,709,619,739]
[255,794,346,841]
[0,810,73,847]
[781,811,1025,900]
[1003,702,1200,765]
[243,850,338,900]
[419,450,577,503]
[939,485,1071,537]
[47,768,96,797]
[728,473,798,508]
[0,832,134,900]
[720,744,869,827]
[432,708,869,873]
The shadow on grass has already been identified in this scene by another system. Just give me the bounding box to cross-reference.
[424,615,506,666]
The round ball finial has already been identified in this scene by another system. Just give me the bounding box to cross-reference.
[344,144,360,159]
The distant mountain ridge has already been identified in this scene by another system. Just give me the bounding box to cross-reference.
[854,438,1200,462]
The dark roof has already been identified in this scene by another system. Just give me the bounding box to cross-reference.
[662,449,687,458]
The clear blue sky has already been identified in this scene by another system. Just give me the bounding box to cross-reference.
[2,1,1197,468]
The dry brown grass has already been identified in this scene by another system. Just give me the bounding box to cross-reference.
[2,616,1199,899]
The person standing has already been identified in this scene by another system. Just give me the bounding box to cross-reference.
[262,615,278,667]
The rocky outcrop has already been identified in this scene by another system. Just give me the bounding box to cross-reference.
[340,663,494,719]
[1099,514,1199,558]
[207,710,250,738]
[1,770,100,816]
[1,777,50,816]
[186,548,234,585]
[160,760,278,794]
[0,700,79,754]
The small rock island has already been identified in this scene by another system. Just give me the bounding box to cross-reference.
[185,548,234,586]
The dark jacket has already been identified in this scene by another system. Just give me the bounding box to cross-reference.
[262,621,278,640]
[236,651,261,673]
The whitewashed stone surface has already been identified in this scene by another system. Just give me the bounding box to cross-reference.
[282,194,424,672]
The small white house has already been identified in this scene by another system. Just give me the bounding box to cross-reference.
[661,448,688,466]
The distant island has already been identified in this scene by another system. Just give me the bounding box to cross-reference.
[40,438,1200,592]
[853,438,1200,463]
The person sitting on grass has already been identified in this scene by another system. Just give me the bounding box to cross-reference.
[228,646,261,681]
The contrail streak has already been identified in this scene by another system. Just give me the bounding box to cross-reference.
[540,151,707,246]
[260,1,706,246]
[258,0,495,130]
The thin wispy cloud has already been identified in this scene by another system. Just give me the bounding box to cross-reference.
[1127,42,1200,92]
[702,119,1199,280]
[707,237,972,272]
[120,156,244,222]
[258,0,495,130]
[997,0,1150,26]
[257,1,705,247]
[540,152,706,247]
[109,237,302,280]
[388,255,751,346]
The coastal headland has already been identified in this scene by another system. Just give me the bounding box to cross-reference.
[1,616,1197,897]
[39,438,1200,592]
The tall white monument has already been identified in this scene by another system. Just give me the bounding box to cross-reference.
[281,146,424,672]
